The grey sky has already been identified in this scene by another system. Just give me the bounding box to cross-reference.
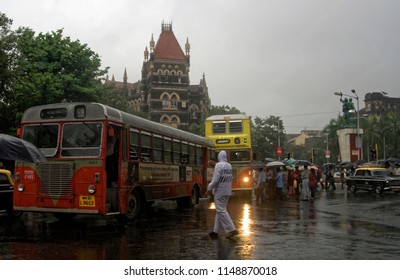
[2,0,399,133]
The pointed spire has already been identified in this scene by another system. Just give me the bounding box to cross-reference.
[150,34,155,52]
[144,46,149,61]
[185,37,190,56]
[123,68,128,83]
[111,74,115,83]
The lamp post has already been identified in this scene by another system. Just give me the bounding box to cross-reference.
[334,90,361,160]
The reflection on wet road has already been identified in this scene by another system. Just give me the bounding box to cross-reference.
[1,188,400,259]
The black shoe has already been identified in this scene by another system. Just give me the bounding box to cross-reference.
[226,230,239,239]
[209,231,218,240]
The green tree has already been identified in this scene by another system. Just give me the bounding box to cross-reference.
[0,18,108,134]
[382,112,400,158]
[322,116,344,163]
[0,13,19,134]
[251,115,285,161]
[361,115,380,161]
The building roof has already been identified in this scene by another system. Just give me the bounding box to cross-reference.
[154,23,186,60]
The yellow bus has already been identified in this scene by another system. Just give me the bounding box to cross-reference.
[205,114,253,196]
[13,102,215,221]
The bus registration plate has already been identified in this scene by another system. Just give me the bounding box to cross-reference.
[79,196,95,207]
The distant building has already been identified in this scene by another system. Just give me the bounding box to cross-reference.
[361,91,400,119]
[106,22,210,131]
[287,130,324,146]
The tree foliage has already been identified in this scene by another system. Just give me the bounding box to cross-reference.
[251,115,285,161]
[0,13,108,134]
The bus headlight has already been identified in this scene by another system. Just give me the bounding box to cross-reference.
[88,185,96,194]
[17,184,24,192]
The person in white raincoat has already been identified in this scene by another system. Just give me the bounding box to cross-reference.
[205,150,239,239]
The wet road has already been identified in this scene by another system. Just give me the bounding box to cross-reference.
[1,187,400,260]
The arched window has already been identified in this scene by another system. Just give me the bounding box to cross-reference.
[161,115,170,124]
[170,93,179,109]
[161,92,170,109]
[170,115,179,128]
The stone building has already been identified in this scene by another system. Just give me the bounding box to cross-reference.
[361,91,400,119]
[108,22,211,131]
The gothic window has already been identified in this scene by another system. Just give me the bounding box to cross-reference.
[161,115,170,124]
[171,115,179,128]
[161,93,170,109]
[189,104,199,119]
[171,94,178,109]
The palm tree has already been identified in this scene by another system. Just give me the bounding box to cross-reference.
[323,116,344,162]
[382,112,400,157]
[361,115,380,161]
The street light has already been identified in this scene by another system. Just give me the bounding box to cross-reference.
[334,90,361,160]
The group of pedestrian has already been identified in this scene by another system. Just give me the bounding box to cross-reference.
[255,166,287,202]
[254,163,325,202]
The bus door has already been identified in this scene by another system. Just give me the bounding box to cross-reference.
[106,124,120,212]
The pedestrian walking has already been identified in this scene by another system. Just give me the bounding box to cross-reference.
[301,164,310,200]
[205,150,239,240]
[309,168,317,198]
[276,167,285,200]
[256,167,267,202]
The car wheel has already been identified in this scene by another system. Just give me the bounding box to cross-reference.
[350,184,357,193]
[374,185,383,194]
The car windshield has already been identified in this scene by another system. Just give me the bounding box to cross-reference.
[373,170,390,177]
[23,124,59,157]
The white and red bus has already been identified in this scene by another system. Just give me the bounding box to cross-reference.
[13,102,215,221]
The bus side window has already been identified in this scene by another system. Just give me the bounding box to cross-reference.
[153,135,163,163]
[164,138,172,163]
[181,142,188,164]
[173,140,180,164]
[141,133,152,162]
[196,146,202,165]
[130,130,139,161]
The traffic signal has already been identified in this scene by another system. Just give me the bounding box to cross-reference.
[370,148,376,160]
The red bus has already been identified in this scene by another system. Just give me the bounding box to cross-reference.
[13,102,215,221]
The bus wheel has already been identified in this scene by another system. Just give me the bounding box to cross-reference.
[125,189,143,221]
[190,185,199,205]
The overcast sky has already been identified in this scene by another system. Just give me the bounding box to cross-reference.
[2,0,399,133]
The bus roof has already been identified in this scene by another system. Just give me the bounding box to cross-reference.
[206,114,249,121]
[21,102,214,147]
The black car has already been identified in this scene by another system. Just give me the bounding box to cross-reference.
[345,167,400,194]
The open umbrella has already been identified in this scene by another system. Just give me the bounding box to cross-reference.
[293,160,311,167]
[0,134,46,163]
[252,161,266,170]
[266,161,285,167]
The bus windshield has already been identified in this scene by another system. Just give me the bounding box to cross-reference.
[228,150,251,162]
[23,124,59,157]
[61,122,102,157]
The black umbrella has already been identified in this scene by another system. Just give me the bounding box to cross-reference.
[0,134,46,163]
